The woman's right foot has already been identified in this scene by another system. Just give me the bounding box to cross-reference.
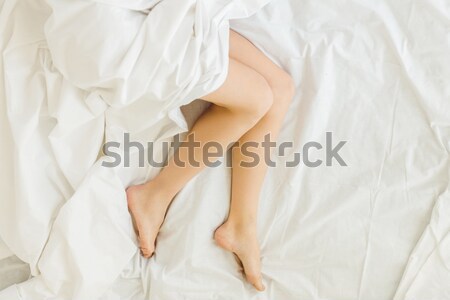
[214,221,265,291]
[126,182,172,258]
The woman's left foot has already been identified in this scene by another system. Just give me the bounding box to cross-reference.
[214,221,265,291]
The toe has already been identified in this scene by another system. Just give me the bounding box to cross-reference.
[140,245,154,258]
[255,280,265,291]
[140,247,154,258]
[138,233,155,257]
[238,252,264,291]
[246,272,265,291]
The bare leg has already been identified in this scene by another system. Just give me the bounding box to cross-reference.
[127,31,294,291]
[126,58,273,258]
[214,31,295,291]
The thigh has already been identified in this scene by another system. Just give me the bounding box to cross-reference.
[201,58,272,112]
[229,30,289,86]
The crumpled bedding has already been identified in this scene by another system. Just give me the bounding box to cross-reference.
[0,0,449,299]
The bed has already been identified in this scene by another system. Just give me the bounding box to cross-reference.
[0,0,449,299]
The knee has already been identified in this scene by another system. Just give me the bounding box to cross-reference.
[251,79,274,119]
[270,71,296,106]
[233,75,274,124]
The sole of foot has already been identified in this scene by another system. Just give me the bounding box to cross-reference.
[214,222,265,291]
[126,183,170,258]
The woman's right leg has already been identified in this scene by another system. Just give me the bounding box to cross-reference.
[126,58,273,259]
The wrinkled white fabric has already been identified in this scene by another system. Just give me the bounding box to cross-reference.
[0,0,271,298]
[0,0,449,299]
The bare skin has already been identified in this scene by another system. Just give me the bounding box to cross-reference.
[126,30,295,291]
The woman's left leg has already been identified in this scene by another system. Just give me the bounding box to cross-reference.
[214,30,296,291]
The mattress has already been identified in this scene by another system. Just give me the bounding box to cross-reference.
[0,0,449,299]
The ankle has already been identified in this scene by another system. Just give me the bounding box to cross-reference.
[143,179,176,205]
[224,217,257,234]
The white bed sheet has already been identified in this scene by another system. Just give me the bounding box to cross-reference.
[1,0,449,299]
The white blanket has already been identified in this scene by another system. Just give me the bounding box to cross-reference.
[0,0,449,299]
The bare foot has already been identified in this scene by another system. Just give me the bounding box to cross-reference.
[126,183,171,258]
[214,222,265,291]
